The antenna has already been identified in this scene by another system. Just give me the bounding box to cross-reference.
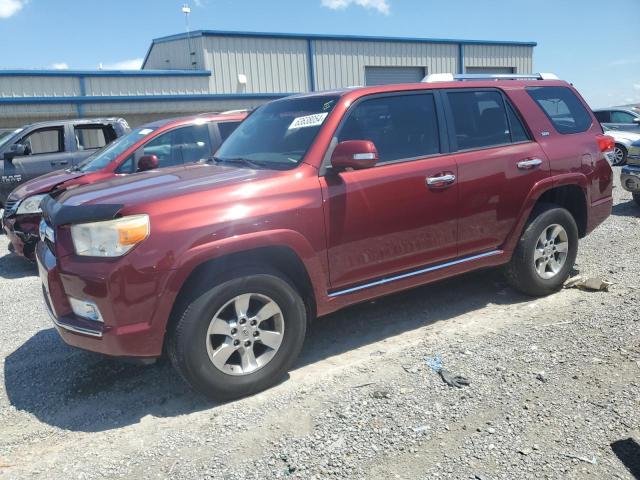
[181,3,195,69]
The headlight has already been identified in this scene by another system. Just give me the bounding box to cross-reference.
[70,214,150,257]
[16,194,46,214]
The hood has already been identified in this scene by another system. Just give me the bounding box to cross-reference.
[8,169,86,201]
[53,163,286,209]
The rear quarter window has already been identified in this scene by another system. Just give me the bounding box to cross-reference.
[527,86,592,134]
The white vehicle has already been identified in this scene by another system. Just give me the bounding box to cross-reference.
[603,126,640,166]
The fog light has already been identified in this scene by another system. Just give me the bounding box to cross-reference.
[68,297,104,323]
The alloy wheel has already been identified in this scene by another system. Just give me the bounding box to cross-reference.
[613,146,625,166]
[533,224,569,280]
[205,293,285,376]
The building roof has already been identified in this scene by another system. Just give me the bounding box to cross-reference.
[150,29,537,47]
[142,29,537,69]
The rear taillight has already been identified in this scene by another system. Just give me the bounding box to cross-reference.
[596,134,615,153]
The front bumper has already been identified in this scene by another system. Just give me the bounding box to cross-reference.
[2,214,40,259]
[620,165,640,194]
[35,240,166,358]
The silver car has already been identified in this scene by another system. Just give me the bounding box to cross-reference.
[603,126,640,166]
[594,107,640,132]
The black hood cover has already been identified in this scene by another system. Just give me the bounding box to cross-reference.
[41,194,123,227]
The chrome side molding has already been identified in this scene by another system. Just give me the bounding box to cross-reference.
[328,250,503,297]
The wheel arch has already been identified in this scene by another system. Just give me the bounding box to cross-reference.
[503,176,589,254]
[163,231,326,339]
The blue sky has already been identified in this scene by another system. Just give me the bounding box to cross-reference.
[0,0,638,108]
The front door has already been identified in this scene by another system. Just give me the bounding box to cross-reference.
[3,126,67,190]
[321,92,459,290]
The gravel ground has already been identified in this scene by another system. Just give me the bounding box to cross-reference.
[0,168,639,480]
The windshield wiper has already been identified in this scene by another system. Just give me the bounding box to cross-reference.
[211,156,269,170]
[67,165,82,173]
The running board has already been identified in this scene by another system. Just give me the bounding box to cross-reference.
[328,250,503,298]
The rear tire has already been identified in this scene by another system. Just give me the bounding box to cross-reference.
[633,193,640,207]
[167,269,307,401]
[612,144,627,166]
[504,204,578,296]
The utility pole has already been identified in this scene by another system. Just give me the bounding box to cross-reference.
[182,4,195,69]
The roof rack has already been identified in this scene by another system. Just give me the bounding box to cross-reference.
[422,72,559,83]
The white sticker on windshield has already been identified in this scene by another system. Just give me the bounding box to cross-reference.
[288,113,328,130]
[138,128,153,135]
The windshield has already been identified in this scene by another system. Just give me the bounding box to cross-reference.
[215,95,339,169]
[0,128,23,150]
[77,126,157,172]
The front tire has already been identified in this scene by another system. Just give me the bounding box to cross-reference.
[504,204,579,296]
[168,270,307,401]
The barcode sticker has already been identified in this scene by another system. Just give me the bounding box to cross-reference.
[288,113,328,130]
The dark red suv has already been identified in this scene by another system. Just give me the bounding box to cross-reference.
[36,75,613,400]
[3,111,246,259]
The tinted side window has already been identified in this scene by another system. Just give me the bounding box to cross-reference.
[75,126,108,150]
[338,94,440,163]
[593,111,610,123]
[141,124,212,168]
[610,111,636,123]
[21,128,64,155]
[505,100,530,143]
[218,121,241,141]
[527,86,592,134]
[447,90,511,150]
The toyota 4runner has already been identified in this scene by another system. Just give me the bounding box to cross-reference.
[36,74,614,400]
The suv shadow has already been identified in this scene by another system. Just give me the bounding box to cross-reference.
[611,199,640,217]
[0,249,37,279]
[3,268,530,433]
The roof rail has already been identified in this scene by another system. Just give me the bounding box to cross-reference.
[422,72,559,83]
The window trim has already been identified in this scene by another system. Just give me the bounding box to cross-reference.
[441,87,533,154]
[18,126,65,156]
[320,90,449,176]
[525,86,593,135]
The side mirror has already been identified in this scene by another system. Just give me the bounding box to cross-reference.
[137,154,159,172]
[4,143,26,162]
[330,140,378,170]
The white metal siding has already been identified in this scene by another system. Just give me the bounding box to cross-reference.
[84,76,209,96]
[201,36,309,94]
[143,37,206,71]
[312,40,458,90]
[464,44,533,74]
[0,76,80,97]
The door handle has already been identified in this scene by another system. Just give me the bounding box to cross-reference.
[51,160,69,166]
[517,158,542,170]
[426,173,456,188]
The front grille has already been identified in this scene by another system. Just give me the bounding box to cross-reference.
[3,199,18,217]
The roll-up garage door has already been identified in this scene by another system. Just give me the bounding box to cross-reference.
[364,66,427,86]
[464,67,515,74]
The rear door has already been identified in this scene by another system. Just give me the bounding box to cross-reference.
[443,88,550,256]
[321,91,459,289]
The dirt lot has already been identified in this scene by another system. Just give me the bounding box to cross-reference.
[1,168,639,480]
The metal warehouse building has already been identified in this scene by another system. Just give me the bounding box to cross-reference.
[0,31,536,127]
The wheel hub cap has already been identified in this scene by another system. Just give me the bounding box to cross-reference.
[205,293,285,376]
[534,224,569,280]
